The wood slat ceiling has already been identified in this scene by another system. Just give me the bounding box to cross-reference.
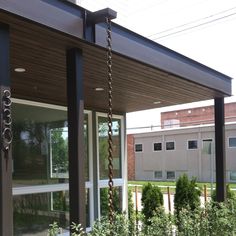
[0,11,224,113]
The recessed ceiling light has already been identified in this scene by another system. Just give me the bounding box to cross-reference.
[153,101,161,104]
[14,68,26,73]
[95,87,104,91]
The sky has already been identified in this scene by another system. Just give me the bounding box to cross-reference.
[79,0,236,132]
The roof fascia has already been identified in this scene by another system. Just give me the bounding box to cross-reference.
[95,22,232,96]
[0,0,232,96]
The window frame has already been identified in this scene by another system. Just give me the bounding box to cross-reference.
[228,137,236,148]
[166,171,175,180]
[202,138,213,155]
[165,141,175,151]
[12,98,94,230]
[154,171,162,180]
[187,140,198,150]
[134,143,143,153]
[96,112,126,219]
[229,171,236,182]
[153,142,162,152]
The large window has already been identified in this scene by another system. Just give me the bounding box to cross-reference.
[98,116,122,180]
[229,137,236,148]
[12,102,68,185]
[12,100,94,234]
[13,190,91,235]
[99,187,123,217]
[97,113,125,219]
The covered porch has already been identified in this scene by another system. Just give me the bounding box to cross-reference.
[0,0,232,235]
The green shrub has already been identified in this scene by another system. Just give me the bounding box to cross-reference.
[47,222,60,236]
[175,206,209,236]
[141,182,163,223]
[100,188,121,217]
[174,174,201,216]
[127,188,135,236]
[211,184,235,201]
[176,200,236,236]
[49,200,236,235]
[89,214,129,236]
[140,208,173,236]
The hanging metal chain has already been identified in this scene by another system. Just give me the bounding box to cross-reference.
[106,16,114,225]
[2,89,13,155]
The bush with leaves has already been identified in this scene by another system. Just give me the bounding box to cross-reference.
[48,222,61,236]
[127,188,136,236]
[48,222,86,236]
[211,184,235,201]
[141,182,163,224]
[100,188,121,216]
[140,208,173,236]
[88,214,130,236]
[175,200,236,236]
[174,174,201,216]
[175,206,209,236]
[206,200,236,236]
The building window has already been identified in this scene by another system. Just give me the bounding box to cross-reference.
[188,140,198,150]
[12,100,94,231]
[154,142,162,151]
[230,171,236,181]
[202,139,213,154]
[166,141,175,150]
[163,119,180,128]
[154,171,162,179]
[166,171,175,180]
[229,137,236,148]
[135,144,143,152]
[99,187,122,217]
[98,116,122,180]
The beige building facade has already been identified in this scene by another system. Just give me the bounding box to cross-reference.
[134,123,236,182]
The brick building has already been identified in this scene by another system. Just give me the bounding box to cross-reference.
[161,102,236,128]
[127,134,135,180]
[128,102,236,181]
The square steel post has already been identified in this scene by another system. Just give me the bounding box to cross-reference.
[214,97,226,202]
[0,23,13,236]
[66,48,86,230]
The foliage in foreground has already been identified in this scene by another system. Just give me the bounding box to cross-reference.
[174,174,201,216]
[211,184,235,201]
[141,182,163,223]
[176,200,236,236]
[48,198,236,236]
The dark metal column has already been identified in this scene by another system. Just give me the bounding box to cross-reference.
[214,97,226,202]
[66,48,85,230]
[0,23,13,236]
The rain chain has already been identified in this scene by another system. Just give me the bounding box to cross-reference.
[2,90,12,154]
[106,16,114,226]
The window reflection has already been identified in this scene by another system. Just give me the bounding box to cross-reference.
[100,187,122,217]
[12,103,89,185]
[13,190,90,235]
[13,192,69,236]
[98,116,122,180]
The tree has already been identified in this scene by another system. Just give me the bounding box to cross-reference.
[211,184,235,202]
[174,174,201,216]
[141,183,163,224]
